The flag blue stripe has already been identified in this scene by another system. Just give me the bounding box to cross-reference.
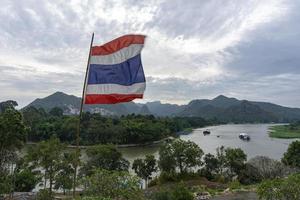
[87,54,145,85]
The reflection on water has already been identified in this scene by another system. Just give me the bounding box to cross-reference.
[120,124,298,162]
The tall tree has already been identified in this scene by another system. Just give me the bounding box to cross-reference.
[225,147,247,176]
[82,144,129,176]
[159,139,203,174]
[82,169,143,200]
[0,106,27,195]
[282,140,300,168]
[26,136,64,195]
[132,154,157,187]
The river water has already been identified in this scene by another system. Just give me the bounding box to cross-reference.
[119,124,298,162]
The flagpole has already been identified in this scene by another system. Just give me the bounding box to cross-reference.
[73,32,94,197]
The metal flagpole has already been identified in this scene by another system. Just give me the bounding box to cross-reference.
[73,32,94,198]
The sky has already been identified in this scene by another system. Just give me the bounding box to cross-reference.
[1,0,300,108]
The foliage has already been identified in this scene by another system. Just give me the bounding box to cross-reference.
[151,183,194,200]
[282,140,300,168]
[201,153,219,180]
[132,154,157,187]
[82,169,143,200]
[14,168,40,192]
[269,123,300,139]
[257,173,300,200]
[0,107,27,195]
[215,146,226,175]
[82,144,129,176]
[54,151,78,194]
[22,109,213,145]
[0,171,12,194]
[36,189,52,200]
[26,136,65,194]
[239,156,291,184]
[225,147,247,177]
[0,100,18,113]
[159,139,203,174]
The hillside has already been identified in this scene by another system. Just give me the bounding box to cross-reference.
[23,92,300,122]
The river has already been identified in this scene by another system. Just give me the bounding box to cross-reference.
[119,123,298,162]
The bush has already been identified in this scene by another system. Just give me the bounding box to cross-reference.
[172,184,194,200]
[37,189,52,200]
[151,184,193,200]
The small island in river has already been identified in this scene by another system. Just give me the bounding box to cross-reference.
[269,122,300,139]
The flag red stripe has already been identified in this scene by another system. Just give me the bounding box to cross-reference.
[85,94,143,104]
[91,35,145,56]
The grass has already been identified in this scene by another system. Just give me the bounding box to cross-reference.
[269,125,300,139]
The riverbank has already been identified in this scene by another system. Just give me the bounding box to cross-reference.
[269,125,300,139]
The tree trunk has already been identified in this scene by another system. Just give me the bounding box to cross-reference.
[73,165,77,197]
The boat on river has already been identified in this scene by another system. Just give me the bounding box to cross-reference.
[203,129,211,135]
[239,133,250,141]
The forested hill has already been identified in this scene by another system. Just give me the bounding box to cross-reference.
[24,92,300,123]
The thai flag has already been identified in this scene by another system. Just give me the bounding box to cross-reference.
[84,35,146,104]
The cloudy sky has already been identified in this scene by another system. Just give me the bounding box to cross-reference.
[1,0,300,108]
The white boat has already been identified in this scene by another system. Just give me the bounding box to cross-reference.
[239,133,250,141]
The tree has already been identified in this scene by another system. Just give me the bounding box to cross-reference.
[26,136,65,196]
[132,154,157,187]
[82,169,143,200]
[54,151,78,195]
[282,140,300,168]
[225,147,247,176]
[216,146,226,175]
[83,144,129,176]
[159,139,203,174]
[0,100,18,113]
[202,153,219,179]
[0,108,27,195]
[14,169,40,192]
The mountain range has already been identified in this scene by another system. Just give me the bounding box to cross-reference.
[23,92,300,123]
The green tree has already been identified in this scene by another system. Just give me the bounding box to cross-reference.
[282,140,300,168]
[83,144,129,176]
[0,100,18,113]
[159,139,203,174]
[54,151,78,195]
[132,154,157,187]
[0,108,27,195]
[216,146,226,175]
[202,153,219,179]
[225,147,247,177]
[26,136,65,196]
[14,169,40,192]
[82,169,143,200]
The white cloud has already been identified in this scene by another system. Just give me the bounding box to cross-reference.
[0,0,299,107]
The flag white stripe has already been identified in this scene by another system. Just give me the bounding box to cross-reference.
[90,44,144,65]
[86,82,146,95]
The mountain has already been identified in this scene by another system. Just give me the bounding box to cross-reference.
[178,95,300,123]
[23,92,300,122]
[25,92,138,116]
[138,105,152,115]
[145,101,184,116]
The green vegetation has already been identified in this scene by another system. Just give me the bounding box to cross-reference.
[269,122,300,138]
[22,106,215,145]
[257,173,300,200]
[2,100,300,199]
[132,155,157,188]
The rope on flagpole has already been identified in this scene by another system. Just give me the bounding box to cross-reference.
[73,32,94,198]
